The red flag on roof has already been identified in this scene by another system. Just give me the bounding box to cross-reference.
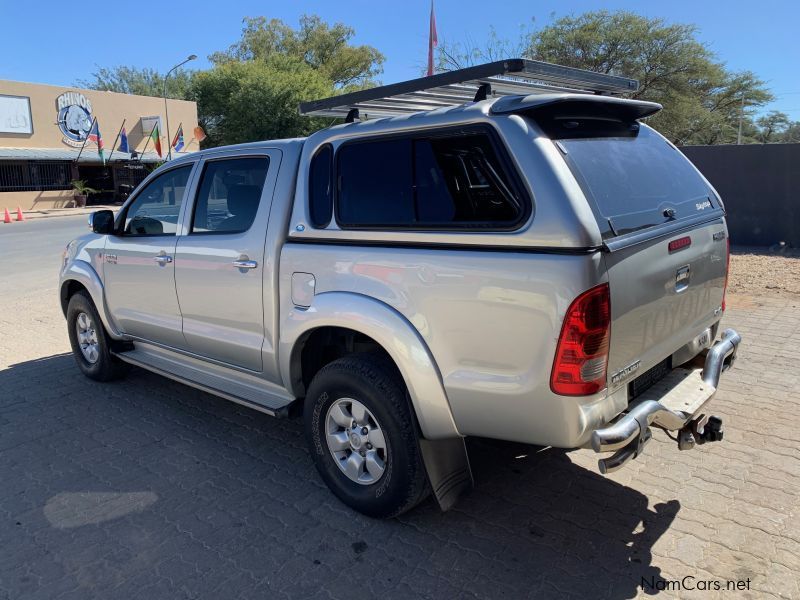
[427,1,438,76]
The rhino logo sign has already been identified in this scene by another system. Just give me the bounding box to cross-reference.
[56,92,93,147]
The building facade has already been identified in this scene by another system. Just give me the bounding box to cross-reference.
[0,79,198,212]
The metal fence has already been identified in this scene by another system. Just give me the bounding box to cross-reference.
[680,144,800,247]
[0,160,73,192]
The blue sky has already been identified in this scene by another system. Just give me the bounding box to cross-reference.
[2,0,798,119]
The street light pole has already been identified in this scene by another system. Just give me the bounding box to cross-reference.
[163,54,197,161]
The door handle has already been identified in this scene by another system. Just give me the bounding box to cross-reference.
[154,255,173,265]
[232,259,258,270]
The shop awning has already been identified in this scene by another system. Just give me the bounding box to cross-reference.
[0,147,172,164]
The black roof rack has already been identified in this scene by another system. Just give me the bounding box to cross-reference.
[299,58,639,120]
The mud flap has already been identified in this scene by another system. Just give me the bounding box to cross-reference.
[419,437,474,511]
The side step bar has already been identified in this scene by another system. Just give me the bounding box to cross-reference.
[591,328,741,474]
[113,345,297,419]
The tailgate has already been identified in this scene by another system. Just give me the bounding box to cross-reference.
[603,219,727,390]
[545,118,730,390]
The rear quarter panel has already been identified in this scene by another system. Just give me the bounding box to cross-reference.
[280,243,612,446]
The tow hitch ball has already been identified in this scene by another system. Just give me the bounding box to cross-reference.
[678,416,724,451]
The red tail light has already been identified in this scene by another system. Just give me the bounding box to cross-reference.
[550,284,611,396]
[722,237,730,311]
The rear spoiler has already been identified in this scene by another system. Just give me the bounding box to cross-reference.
[603,210,726,253]
[490,94,662,121]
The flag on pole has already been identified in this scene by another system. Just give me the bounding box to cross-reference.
[427,0,438,76]
[172,124,185,152]
[151,122,162,158]
[118,127,129,153]
[87,119,105,164]
[193,125,207,143]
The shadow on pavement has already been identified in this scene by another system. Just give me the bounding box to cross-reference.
[1,353,679,599]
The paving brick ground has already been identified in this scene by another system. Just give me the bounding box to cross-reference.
[0,282,798,599]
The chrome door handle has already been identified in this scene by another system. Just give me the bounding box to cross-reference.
[232,259,258,270]
[154,255,173,265]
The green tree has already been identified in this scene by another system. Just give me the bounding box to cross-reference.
[779,121,800,143]
[437,11,773,145]
[755,110,791,143]
[82,15,383,147]
[192,56,332,147]
[79,66,194,99]
[526,12,772,145]
[211,15,384,89]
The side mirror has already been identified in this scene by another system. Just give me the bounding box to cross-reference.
[88,210,115,234]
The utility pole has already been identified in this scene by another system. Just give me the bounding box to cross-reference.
[737,93,745,145]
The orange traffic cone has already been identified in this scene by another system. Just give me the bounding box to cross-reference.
[15,207,25,222]
[3,208,11,224]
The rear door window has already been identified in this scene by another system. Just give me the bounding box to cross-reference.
[554,124,715,238]
[190,157,269,234]
[335,127,527,229]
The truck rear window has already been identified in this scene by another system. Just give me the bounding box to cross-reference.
[556,125,715,238]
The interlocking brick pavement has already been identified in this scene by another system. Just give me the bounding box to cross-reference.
[0,286,798,599]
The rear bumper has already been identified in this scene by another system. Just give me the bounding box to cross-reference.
[591,328,741,473]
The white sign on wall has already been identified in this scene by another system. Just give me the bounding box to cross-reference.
[0,95,33,134]
[141,115,162,135]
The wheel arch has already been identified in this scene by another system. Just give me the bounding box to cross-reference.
[280,291,460,440]
[60,260,123,339]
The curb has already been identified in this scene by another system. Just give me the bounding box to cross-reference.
[1,206,119,223]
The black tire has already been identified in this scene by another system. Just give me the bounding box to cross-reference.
[66,291,129,382]
[304,353,429,518]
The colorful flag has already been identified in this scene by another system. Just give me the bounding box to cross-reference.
[151,123,162,158]
[193,125,207,143]
[172,124,185,152]
[427,1,438,76]
[87,119,105,164]
[118,127,129,153]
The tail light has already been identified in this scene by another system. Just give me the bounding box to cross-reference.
[550,284,611,396]
[722,237,730,311]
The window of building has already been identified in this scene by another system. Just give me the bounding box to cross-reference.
[335,127,527,230]
[309,145,333,228]
[190,157,270,234]
[0,160,72,192]
[123,165,192,236]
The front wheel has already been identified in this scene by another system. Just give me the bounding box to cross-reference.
[304,354,429,518]
[66,291,128,382]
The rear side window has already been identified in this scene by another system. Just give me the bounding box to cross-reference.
[337,138,414,226]
[335,127,527,229]
[555,124,715,238]
[191,157,269,234]
[309,145,333,227]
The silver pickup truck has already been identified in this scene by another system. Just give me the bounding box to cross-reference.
[59,60,740,518]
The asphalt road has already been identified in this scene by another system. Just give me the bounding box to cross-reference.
[0,215,88,298]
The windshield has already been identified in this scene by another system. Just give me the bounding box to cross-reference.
[557,126,715,238]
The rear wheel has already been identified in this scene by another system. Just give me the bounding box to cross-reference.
[304,353,429,518]
[66,291,128,382]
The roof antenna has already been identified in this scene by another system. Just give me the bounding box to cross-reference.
[345,108,360,123]
[473,83,491,102]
